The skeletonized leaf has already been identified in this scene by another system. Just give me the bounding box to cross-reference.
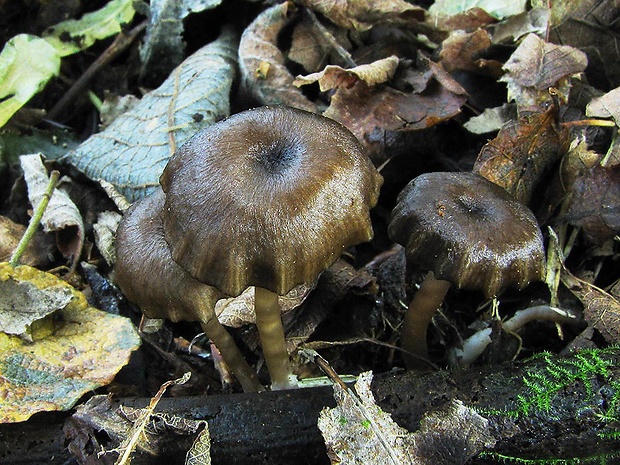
[238,3,317,112]
[0,263,140,423]
[294,56,399,91]
[57,29,237,202]
[20,154,84,262]
[318,372,495,464]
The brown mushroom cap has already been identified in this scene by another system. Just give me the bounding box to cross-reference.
[115,187,223,322]
[388,172,545,298]
[160,105,383,296]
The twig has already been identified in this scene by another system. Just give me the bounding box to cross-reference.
[9,170,60,266]
[46,20,148,122]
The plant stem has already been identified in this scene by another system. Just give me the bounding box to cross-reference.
[254,286,296,390]
[9,170,60,267]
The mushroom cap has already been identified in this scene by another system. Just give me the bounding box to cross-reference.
[388,172,545,298]
[160,106,383,296]
[115,187,223,323]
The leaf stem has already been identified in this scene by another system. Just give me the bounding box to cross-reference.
[9,170,60,267]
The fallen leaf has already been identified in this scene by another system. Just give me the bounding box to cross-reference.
[501,33,587,107]
[318,371,495,464]
[0,262,140,423]
[294,56,399,91]
[139,0,223,84]
[586,86,620,126]
[0,216,53,266]
[20,154,85,263]
[0,273,72,337]
[42,0,135,57]
[54,29,237,202]
[439,28,495,74]
[238,2,317,112]
[463,103,516,134]
[490,7,550,44]
[472,103,564,206]
[563,165,620,245]
[325,57,467,162]
[546,0,620,90]
[561,264,620,344]
[429,0,527,21]
[92,211,122,266]
[297,0,425,32]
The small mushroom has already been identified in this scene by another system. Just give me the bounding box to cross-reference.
[388,172,545,369]
[115,187,264,392]
[160,106,383,389]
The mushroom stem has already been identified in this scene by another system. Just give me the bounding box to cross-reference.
[401,272,451,370]
[200,318,264,393]
[254,286,296,390]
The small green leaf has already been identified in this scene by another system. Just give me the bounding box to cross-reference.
[0,34,61,128]
[43,0,136,57]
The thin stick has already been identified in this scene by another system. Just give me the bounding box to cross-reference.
[46,20,148,122]
[9,170,60,266]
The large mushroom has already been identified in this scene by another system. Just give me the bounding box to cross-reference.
[159,106,383,389]
[388,172,545,369]
[115,188,264,392]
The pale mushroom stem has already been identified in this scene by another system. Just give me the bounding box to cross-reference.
[401,272,451,370]
[200,318,264,393]
[254,286,296,390]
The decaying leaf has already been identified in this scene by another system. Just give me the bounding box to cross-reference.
[501,33,587,107]
[139,0,223,84]
[20,154,84,263]
[297,0,425,32]
[490,7,550,44]
[55,29,237,202]
[586,86,620,126]
[464,103,516,134]
[323,56,466,161]
[0,263,140,423]
[439,28,494,74]
[0,271,72,337]
[472,103,564,206]
[238,3,317,112]
[429,0,527,21]
[563,165,620,245]
[546,0,620,90]
[0,216,52,266]
[561,264,620,344]
[215,283,313,328]
[294,56,399,91]
[318,371,495,464]
[93,211,122,266]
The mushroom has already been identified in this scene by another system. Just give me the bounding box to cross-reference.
[159,106,383,389]
[115,187,264,392]
[388,172,545,369]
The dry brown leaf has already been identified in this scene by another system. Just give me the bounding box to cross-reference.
[434,7,496,32]
[440,28,492,73]
[490,7,550,44]
[472,104,564,206]
[564,165,620,245]
[0,216,52,266]
[324,58,466,161]
[561,266,620,344]
[297,0,425,32]
[294,56,399,91]
[501,33,587,107]
[238,2,317,112]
